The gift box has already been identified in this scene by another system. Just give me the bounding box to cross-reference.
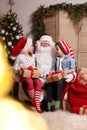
[21,66,40,78]
[79,105,87,115]
[22,68,31,77]
[46,71,63,83]
[32,69,40,78]
[28,66,40,78]
[78,67,87,86]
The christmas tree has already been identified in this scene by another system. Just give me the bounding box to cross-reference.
[0,2,23,64]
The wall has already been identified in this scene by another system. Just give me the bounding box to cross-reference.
[0,0,87,36]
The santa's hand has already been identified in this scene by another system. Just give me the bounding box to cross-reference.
[65,74,74,82]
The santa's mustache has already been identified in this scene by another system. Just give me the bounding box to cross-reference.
[36,46,52,53]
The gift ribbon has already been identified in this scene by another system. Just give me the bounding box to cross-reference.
[28,66,38,77]
[21,66,38,78]
[48,70,63,82]
[81,105,87,114]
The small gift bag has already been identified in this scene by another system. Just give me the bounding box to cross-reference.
[79,105,87,115]
[46,71,63,83]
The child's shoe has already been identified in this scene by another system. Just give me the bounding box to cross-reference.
[53,100,60,111]
[47,102,51,111]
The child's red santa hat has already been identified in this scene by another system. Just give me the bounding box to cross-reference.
[56,40,75,58]
[11,37,32,59]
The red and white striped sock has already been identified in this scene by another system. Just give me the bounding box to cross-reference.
[28,88,34,100]
[35,90,42,113]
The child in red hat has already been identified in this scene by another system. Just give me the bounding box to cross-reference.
[12,37,42,114]
[46,40,76,111]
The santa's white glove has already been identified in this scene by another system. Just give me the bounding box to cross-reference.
[65,74,74,82]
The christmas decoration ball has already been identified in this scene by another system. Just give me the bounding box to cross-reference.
[1,29,5,34]
[8,41,12,46]
[6,32,8,35]
[16,35,20,39]
[13,27,16,31]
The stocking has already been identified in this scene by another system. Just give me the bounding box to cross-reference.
[27,88,34,100]
[35,90,42,114]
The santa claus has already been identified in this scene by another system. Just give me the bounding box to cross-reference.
[35,35,56,87]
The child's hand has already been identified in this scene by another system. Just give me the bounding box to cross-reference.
[62,71,67,77]
[63,70,73,77]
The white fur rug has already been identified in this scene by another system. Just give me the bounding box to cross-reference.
[41,110,87,130]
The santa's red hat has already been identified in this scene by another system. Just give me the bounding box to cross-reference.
[56,40,74,58]
[11,37,32,59]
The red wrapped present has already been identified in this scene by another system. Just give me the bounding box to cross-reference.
[79,105,87,115]
[46,70,64,83]
[21,66,40,78]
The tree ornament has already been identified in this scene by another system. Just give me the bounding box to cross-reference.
[8,41,12,46]
[13,27,16,31]
[15,35,20,40]
[1,29,5,34]
[6,32,8,35]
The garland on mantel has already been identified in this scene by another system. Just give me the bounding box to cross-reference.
[31,2,87,41]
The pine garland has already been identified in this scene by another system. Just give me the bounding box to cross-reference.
[31,2,87,41]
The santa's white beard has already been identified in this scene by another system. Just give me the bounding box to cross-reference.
[36,52,55,78]
[35,43,56,78]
